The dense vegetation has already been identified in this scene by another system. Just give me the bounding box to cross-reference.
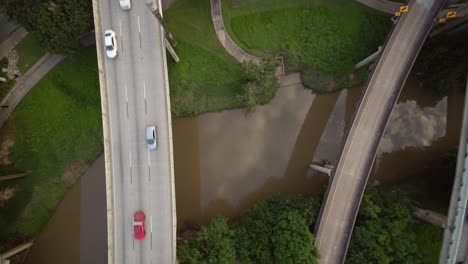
[165,0,278,116]
[0,47,102,249]
[415,31,468,92]
[179,184,446,263]
[178,194,320,263]
[1,0,93,53]
[347,187,421,264]
[221,0,391,92]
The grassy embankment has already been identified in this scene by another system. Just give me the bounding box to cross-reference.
[221,0,391,92]
[165,0,245,116]
[0,46,102,249]
[15,32,48,73]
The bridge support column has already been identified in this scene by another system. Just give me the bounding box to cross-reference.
[355,46,382,70]
[309,164,334,176]
[413,208,447,228]
[0,241,34,264]
[146,0,179,63]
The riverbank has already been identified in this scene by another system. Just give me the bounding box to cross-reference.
[220,0,391,92]
[0,46,102,249]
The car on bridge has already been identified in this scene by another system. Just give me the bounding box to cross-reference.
[119,0,131,10]
[104,30,117,59]
[133,211,146,240]
[146,125,158,150]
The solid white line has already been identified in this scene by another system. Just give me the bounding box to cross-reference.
[150,215,153,233]
[137,16,141,33]
[125,84,128,102]
[143,81,146,99]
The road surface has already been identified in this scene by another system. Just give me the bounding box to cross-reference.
[314,0,447,263]
[93,0,176,263]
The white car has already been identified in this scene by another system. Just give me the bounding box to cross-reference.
[119,0,131,10]
[104,30,117,59]
[146,125,157,150]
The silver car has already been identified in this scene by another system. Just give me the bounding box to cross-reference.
[146,125,157,150]
[119,0,131,10]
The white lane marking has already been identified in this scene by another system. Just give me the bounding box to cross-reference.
[137,16,141,33]
[150,215,153,233]
[129,151,132,167]
[147,149,151,165]
[125,84,128,102]
[143,81,146,99]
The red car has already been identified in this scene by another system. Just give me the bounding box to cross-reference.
[133,211,146,240]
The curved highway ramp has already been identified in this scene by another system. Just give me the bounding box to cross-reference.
[314,0,447,263]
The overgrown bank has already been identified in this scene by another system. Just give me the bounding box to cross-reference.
[0,46,103,249]
[165,0,278,116]
[221,0,391,92]
[178,181,449,264]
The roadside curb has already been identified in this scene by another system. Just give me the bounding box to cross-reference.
[90,0,115,263]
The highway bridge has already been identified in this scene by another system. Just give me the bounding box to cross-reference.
[439,75,468,264]
[314,0,448,263]
[91,0,176,263]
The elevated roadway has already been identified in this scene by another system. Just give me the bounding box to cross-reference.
[439,75,468,264]
[92,0,176,263]
[314,0,447,263]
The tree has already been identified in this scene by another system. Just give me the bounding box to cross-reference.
[240,56,278,111]
[177,216,235,264]
[347,187,421,264]
[1,0,93,53]
[272,210,319,264]
[234,199,275,264]
[234,194,320,264]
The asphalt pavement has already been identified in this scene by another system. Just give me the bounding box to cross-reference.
[96,0,175,263]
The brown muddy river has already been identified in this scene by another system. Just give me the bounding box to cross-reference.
[24,75,464,262]
[174,76,464,228]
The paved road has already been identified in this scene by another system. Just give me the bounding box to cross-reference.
[94,0,175,263]
[314,0,447,263]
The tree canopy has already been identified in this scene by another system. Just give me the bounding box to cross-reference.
[1,0,93,53]
[347,187,421,264]
[177,216,236,264]
[177,194,320,264]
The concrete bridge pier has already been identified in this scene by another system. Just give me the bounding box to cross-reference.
[413,208,447,228]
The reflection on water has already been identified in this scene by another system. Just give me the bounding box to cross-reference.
[312,89,348,163]
[175,76,464,227]
[371,78,463,184]
[379,98,447,155]
[197,83,316,209]
[174,80,359,227]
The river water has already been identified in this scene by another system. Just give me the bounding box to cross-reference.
[23,75,464,262]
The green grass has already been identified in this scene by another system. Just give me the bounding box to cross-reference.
[0,46,102,248]
[165,0,245,116]
[16,32,48,73]
[0,58,15,101]
[221,0,391,91]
